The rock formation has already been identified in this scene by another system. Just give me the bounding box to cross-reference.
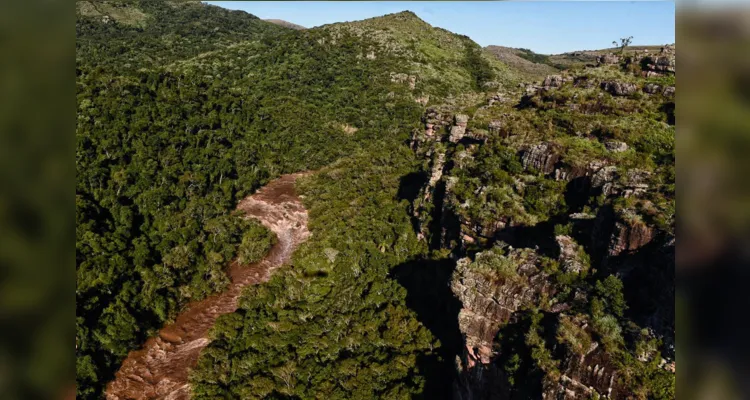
[601,80,637,96]
[521,142,560,174]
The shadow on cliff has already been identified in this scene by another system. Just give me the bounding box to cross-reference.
[487,312,554,399]
[397,171,428,203]
[492,218,563,259]
[391,257,462,399]
[607,238,676,357]
[397,171,428,236]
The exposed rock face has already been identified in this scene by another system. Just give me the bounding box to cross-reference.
[521,142,560,174]
[553,159,608,182]
[641,45,676,76]
[601,80,637,96]
[411,150,446,241]
[609,217,655,257]
[428,152,446,188]
[449,114,469,143]
[451,249,554,399]
[591,166,618,195]
[423,107,453,128]
[597,53,620,65]
[390,72,417,89]
[544,337,622,399]
[542,74,565,88]
[593,208,656,260]
[556,235,586,274]
[642,83,662,94]
[662,85,675,97]
[604,140,629,153]
[452,255,544,356]
[415,95,430,106]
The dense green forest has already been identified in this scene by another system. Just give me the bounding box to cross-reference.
[77,2,674,399]
[76,2,428,398]
[191,147,437,399]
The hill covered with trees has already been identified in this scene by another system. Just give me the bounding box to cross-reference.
[77,1,674,399]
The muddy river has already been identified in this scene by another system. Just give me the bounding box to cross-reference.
[105,173,310,400]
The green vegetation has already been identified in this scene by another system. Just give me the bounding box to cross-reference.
[612,36,634,54]
[516,48,552,65]
[324,11,519,97]
[425,42,674,399]
[468,246,520,280]
[192,147,435,399]
[76,2,673,399]
[76,2,427,398]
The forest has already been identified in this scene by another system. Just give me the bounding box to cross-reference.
[76,2,426,398]
[77,2,674,399]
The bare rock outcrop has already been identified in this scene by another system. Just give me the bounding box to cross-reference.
[601,80,637,96]
[593,207,656,260]
[642,83,662,94]
[487,93,508,106]
[641,45,675,76]
[544,328,623,399]
[542,74,565,89]
[597,53,620,65]
[521,142,560,174]
[390,72,417,90]
[591,165,618,196]
[604,140,629,153]
[449,114,469,143]
[556,235,587,274]
[451,247,554,399]
[609,216,655,257]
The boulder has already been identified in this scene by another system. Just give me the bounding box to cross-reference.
[454,114,469,126]
[449,114,469,143]
[662,86,675,97]
[643,83,662,94]
[543,74,565,88]
[604,140,629,153]
[591,166,618,190]
[597,53,620,64]
[609,218,655,256]
[521,142,560,174]
[601,81,637,96]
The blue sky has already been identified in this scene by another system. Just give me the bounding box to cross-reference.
[204,1,675,55]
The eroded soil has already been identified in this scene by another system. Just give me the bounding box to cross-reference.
[105,173,310,400]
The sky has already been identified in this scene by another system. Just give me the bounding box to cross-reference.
[204,1,675,55]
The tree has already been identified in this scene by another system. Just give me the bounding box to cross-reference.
[612,36,634,54]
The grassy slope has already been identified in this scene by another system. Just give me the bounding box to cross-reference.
[323,11,521,98]
[264,19,306,30]
[485,45,560,81]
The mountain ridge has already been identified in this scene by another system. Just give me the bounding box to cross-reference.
[76,3,675,399]
[264,18,305,30]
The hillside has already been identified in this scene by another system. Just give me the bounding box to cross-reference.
[76,0,287,71]
[322,11,521,99]
[264,18,306,30]
[548,45,667,70]
[76,2,675,399]
[485,45,560,80]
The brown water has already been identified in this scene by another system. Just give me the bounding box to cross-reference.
[105,173,311,400]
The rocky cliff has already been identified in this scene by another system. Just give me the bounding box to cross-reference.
[407,47,675,399]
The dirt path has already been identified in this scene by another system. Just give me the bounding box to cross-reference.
[105,173,311,400]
